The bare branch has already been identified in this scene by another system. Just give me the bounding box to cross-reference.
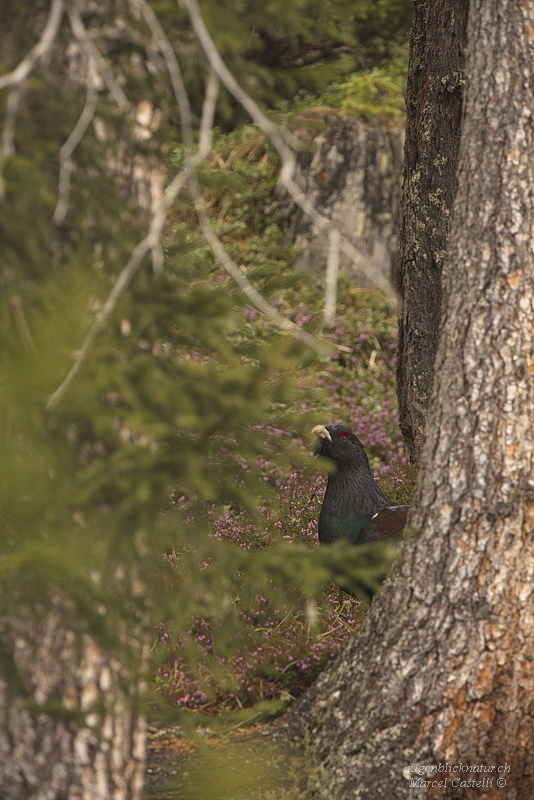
[0,86,26,197]
[127,0,193,147]
[192,195,337,357]
[131,3,335,346]
[53,56,99,225]
[151,241,165,275]
[198,69,219,156]
[183,0,397,307]
[188,69,337,358]
[45,2,342,409]
[68,4,130,112]
[282,171,397,305]
[183,0,294,167]
[0,0,65,91]
[46,151,206,411]
[47,46,220,408]
[10,295,38,355]
[1,87,24,162]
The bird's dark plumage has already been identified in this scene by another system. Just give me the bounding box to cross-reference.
[312,423,409,545]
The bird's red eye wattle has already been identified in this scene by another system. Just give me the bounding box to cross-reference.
[338,431,351,441]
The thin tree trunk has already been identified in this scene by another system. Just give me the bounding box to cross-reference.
[0,614,146,800]
[281,3,534,797]
[395,0,468,462]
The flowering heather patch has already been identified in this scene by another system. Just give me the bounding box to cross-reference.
[156,589,366,713]
[156,456,414,714]
[155,285,416,715]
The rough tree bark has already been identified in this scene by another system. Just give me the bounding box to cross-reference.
[0,6,161,798]
[0,613,147,800]
[280,2,534,798]
[395,0,468,462]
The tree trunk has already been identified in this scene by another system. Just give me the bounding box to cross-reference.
[279,2,534,797]
[395,0,467,462]
[0,613,147,800]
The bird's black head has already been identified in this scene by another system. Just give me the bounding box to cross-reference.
[312,423,370,471]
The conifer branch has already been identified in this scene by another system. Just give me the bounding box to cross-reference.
[46,151,207,411]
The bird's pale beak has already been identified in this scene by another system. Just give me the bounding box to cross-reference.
[312,424,332,442]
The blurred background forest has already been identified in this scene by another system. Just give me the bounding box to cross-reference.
[0,0,413,774]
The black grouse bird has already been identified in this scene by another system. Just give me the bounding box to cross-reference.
[312,423,409,545]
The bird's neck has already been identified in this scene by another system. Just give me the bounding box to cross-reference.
[326,468,391,516]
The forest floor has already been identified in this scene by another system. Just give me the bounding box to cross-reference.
[142,718,303,800]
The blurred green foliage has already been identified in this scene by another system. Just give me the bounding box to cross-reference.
[352,0,413,69]
[323,47,408,120]
[0,0,412,748]
[1,246,316,668]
